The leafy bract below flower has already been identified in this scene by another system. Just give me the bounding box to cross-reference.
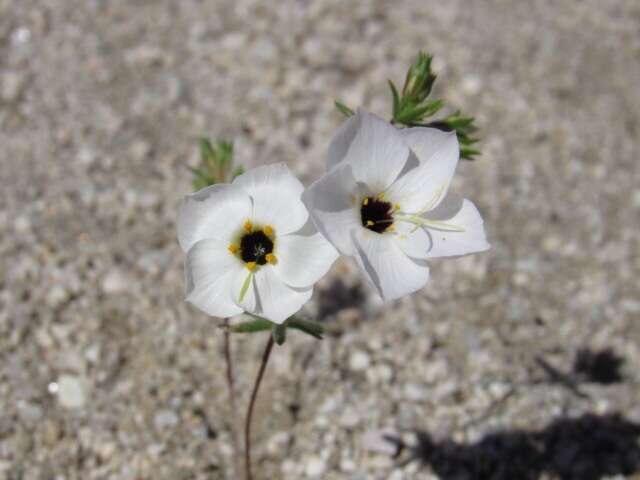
[178,163,338,324]
[304,110,490,301]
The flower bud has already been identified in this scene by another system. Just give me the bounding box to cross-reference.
[402,52,436,102]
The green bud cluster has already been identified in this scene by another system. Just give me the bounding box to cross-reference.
[189,138,245,190]
[336,51,481,160]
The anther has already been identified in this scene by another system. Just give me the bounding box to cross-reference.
[265,253,277,265]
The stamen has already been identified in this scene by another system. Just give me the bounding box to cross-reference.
[228,243,239,254]
[396,214,466,232]
[266,253,277,265]
[243,220,253,232]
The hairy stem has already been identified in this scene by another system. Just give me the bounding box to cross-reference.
[244,334,275,480]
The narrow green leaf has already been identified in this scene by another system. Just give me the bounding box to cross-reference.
[198,138,215,158]
[388,80,400,117]
[335,100,354,117]
[287,317,324,340]
[460,146,481,160]
[230,318,273,333]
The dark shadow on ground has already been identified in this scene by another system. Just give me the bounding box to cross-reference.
[316,278,365,319]
[386,413,640,480]
[534,347,626,399]
[573,348,624,385]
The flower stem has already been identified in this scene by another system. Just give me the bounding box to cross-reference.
[244,334,275,480]
[222,318,241,477]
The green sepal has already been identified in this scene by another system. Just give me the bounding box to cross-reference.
[272,324,287,346]
[231,314,324,342]
[335,100,354,118]
[286,317,324,340]
[229,318,273,333]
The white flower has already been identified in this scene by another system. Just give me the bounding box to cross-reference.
[304,110,490,301]
[178,163,338,324]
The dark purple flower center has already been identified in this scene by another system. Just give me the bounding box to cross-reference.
[361,197,393,233]
[240,230,274,265]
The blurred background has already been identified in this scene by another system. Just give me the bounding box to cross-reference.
[1,0,640,479]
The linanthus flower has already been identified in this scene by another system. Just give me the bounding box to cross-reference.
[304,110,490,301]
[178,163,338,324]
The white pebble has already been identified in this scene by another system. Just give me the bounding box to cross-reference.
[349,350,371,371]
[304,456,326,477]
[154,410,178,430]
[57,375,87,409]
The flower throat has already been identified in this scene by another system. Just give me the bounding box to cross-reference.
[361,196,393,233]
[240,230,274,265]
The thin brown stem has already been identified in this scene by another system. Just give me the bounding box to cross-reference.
[222,318,241,477]
[244,334,275,480]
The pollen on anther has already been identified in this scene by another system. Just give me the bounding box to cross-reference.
[246,261,257,271]
[243,220,253,232]
[264,225,274,237]
[228,243,239,254]
[266,253,277,265]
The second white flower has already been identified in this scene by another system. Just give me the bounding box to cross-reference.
[304,110,490,301]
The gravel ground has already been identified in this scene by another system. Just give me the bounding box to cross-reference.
[1,0,640,479]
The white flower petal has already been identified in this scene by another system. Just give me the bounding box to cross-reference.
[341,110,409,191]
[253,268,313,324]
[351,229,430,302]
[185,239,244,317]
[178,184,252,252]
[386,128,459,213]
[303,163,361,256]
[423,194,490,258]
[327,113,360,170]
[233,163,308,234]
[391,221,432,259]
[273,227,339,288]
